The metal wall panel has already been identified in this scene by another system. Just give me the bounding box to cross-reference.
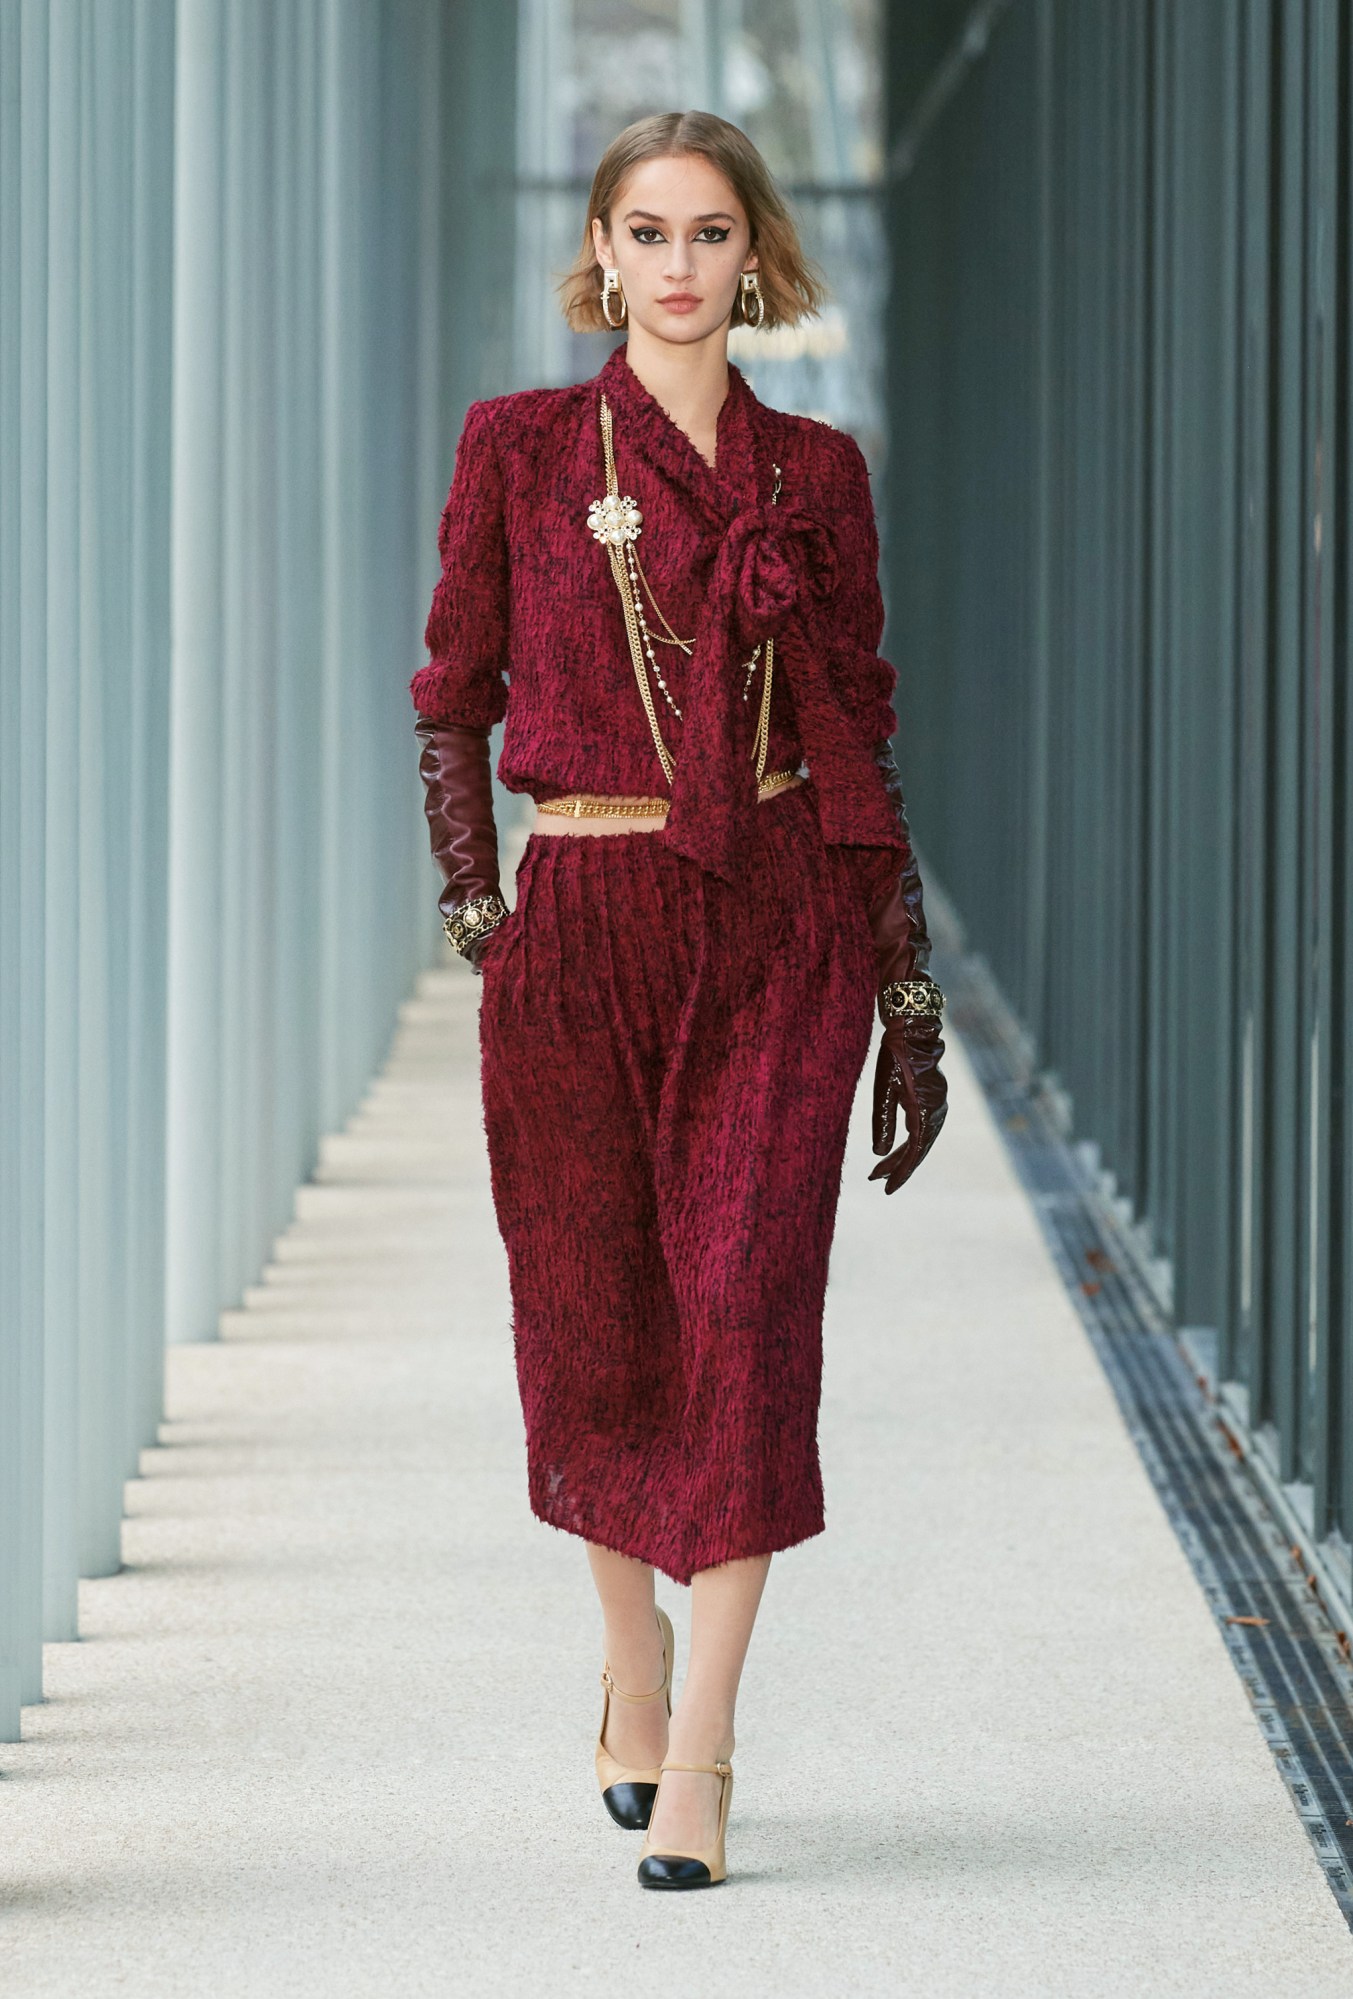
[0,0,516,1739]
[0,0,182,1718]
[884,1,1353,1605]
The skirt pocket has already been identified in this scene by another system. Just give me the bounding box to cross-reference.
[480,844,537,982]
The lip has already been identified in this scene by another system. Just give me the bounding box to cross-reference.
[658,293,702,311]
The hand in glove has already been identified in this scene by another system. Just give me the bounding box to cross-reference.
[413,715,509,973]
[861,738,949,1194]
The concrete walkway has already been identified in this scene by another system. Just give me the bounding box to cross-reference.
[4,955,1351,1996]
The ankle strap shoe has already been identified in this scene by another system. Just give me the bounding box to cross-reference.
[636,1758,735,1888]
[595,1605,675,1830]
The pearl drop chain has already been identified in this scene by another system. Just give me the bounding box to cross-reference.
[625,541,683,720]
[623,541,766,723]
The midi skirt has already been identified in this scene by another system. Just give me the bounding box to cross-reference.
[477,779,879,1586]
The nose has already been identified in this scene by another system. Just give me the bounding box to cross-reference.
[662,236,697,285]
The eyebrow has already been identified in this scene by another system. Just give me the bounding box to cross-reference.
[623,209,737,224]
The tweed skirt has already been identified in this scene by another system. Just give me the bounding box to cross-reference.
[477,779,878,1586]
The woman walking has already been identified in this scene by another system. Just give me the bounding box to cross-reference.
[411,110,947,1890]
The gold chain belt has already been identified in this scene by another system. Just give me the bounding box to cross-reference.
[537,767,804,819]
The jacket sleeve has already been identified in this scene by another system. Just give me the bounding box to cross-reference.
[824,430,900,747]
[409,399,510,729]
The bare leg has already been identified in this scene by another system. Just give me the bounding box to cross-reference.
[587,1542,670,1771]
[644,1552,772,1854]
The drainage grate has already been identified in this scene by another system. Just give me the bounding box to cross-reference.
[939,945,1353,1925]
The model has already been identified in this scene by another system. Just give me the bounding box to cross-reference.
[411,110,948,1891]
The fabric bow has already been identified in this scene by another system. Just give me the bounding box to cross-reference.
[721,501,839,648]
[663,494,906,886]
[595,344,909,887]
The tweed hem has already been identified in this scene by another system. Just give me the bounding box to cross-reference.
[526,1487,826,1590]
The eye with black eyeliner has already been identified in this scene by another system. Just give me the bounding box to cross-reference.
[627,225,732,245]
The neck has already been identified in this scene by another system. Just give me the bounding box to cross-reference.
[620,323,731,464]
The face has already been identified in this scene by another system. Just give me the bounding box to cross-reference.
[592,152,757,346]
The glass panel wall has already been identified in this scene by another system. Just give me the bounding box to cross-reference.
[514,0,886,457]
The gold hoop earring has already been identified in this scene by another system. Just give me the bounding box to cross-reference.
[601,268,627,329]
[739,271,765,330]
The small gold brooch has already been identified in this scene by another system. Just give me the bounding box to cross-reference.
[587,492,643,547]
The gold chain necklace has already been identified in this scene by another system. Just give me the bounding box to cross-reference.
[587,392,778,789]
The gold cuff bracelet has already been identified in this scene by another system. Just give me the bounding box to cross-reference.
[444,891,509,956]
[881,978,946,1021]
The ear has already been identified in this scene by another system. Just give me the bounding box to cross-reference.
[591,215,613,268]
[744,246,760,273]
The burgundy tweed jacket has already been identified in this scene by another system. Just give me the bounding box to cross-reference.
[410,340,908,887]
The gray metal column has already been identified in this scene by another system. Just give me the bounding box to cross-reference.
[0,0,516,1740]
[0,0,179,1735]
[882,0,1353,1615]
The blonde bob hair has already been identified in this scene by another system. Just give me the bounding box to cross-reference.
[557,110,827,334]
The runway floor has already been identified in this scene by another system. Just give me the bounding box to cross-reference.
[3,951,1350,1996]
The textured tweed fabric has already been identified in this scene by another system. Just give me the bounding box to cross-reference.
[478,781,877,1585]
[410,340,909,888]
[415,342,912,1578]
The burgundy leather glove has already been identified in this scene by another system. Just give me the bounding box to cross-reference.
[414,715,508,974]
[861,738,949,1194]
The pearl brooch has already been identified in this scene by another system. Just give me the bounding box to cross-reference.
[587,492,643,548]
